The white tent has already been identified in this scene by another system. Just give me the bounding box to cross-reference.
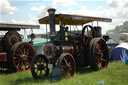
[116,42,128,50]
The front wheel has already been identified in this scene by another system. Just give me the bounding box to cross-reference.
[59,53,76,78]
[31,54,49,79]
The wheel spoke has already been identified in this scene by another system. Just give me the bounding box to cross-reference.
[97,63,102,69]
[67,56,72,65]
[63,57,69,66]
[101,49,107,53]
[13,56,17,59]
[62,65,67,69]
[16,62,20,68]
[61,61,67,67]
[95,51,100,55]
[97,44,101,51]
[101,58,107,62]
[14,53,21,57]
[23,48,26,55]
[14,58,21,63]
[18,62,23,70]
[39,57,43,64]
[27,55,34,59]
[20,61,24,70]
[22,65,25,71]
[67,59,72,66]
[16,46,23,54]
[24,60,29,66]
[68,68,73,73]
[25,49,29,55]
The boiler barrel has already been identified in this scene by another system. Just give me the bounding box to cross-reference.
[62,44,77,56]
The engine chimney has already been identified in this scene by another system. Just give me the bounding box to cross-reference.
[47,8,56,36]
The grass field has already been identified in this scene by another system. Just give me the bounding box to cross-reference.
[0,62,128,85]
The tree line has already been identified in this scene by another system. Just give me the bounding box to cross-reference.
[106,21,128,34]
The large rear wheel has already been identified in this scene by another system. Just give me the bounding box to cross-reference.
[4,31,21,52]
[89,38,109,70]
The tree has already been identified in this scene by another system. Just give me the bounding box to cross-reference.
[107,21,128,34]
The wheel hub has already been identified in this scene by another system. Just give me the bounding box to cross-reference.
[100,52,103,58]
[20,55,28,61]
[38,65,44,70]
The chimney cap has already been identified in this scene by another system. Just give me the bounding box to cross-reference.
[47,8,56,14]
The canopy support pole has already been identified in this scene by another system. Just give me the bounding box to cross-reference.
[46,24,48,42]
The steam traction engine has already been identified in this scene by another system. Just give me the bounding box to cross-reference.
[31,8,112,79]
[0,23,39,72]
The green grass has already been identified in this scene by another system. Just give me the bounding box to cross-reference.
[0,62,128,85]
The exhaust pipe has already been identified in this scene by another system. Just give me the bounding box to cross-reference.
[47,8,56,36]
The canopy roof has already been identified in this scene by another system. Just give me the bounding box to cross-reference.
[39,14,112,25]
[0,23,40,31]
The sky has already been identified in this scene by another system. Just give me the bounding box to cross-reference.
[0,0,128,34]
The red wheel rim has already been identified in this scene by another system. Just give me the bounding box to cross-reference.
[60,53,76,78]
[12,42,35,72]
